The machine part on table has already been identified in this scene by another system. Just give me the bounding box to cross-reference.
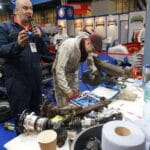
[81,69,104,86]
[83,137,101,150]
[40,99,110,119]
[40,100,78,118]
[18,110,68,147]
[17,103,122,147]
[39,100,122,133]
[71,124,103,150]
[96,112,123,124]
[75,100,110,116]
[18,109,49,133]
[68,138,74,150]
[67,107,122,132]
[84,107,123,125]
[80,69,119,87]
[19,108,122,134]
[68,117,82,132]
[40,100,59,118]
[93,56,131,78]
[68,111,122,130]
[81,56,131,86]
[55,125,68,147]
[40,100,122,126]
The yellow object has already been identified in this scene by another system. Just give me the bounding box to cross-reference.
[4,122,15,131]
[50,115,64,123]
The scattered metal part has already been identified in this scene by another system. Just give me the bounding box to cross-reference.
[84,137,101,150]
[18,110,48,133]
[68,138,74,150]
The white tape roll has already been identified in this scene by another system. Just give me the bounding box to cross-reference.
[102,120,146,150]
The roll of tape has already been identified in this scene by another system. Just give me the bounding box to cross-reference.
[102,120,146,150]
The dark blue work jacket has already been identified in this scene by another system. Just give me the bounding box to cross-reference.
[0,19,50,116]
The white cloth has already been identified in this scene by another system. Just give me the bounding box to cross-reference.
[108,44,129,62]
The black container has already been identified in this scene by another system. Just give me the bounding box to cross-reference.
[71,124,103,150]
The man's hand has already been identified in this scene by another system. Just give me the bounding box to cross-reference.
[66,91,81,102]
[32,26,41,38]
[17,30,29,47]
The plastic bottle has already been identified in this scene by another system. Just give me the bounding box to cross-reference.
[143,64,150,86]
[143,81,150,122]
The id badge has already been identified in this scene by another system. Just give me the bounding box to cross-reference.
[29,43,37,53]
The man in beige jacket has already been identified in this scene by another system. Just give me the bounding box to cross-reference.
[52,33,102,107]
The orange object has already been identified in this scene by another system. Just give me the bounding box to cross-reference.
[131,66,142,79]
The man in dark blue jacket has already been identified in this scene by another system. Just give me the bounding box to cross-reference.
[0,0,50,124]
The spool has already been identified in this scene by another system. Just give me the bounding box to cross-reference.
[102,120,146,150]
[37,130,57,150]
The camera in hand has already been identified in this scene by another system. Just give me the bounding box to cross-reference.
[28,31,34,39]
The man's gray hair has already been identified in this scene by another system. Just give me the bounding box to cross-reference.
[15,0,32,8]
[15,0,21,8]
